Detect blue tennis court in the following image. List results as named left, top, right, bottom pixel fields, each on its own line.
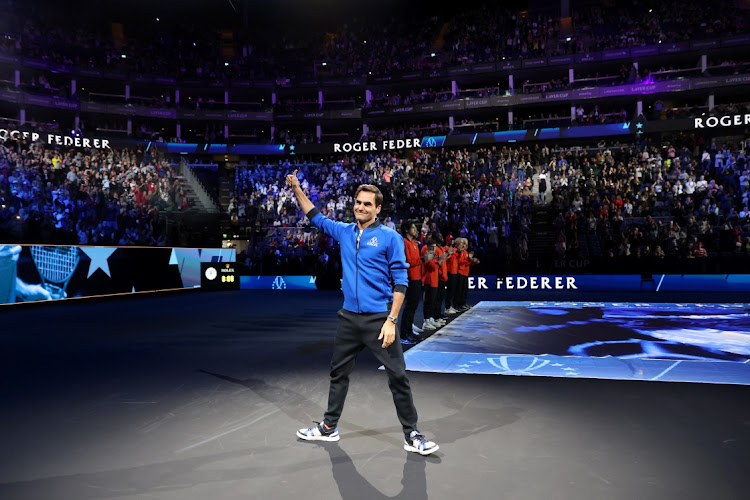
left=403, top=302, right=750, bottom=385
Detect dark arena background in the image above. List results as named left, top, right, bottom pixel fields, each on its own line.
left=1, top=0, right=749, bottom=498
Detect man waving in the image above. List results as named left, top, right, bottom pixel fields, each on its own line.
left=286, top=170, right=439, bottom=455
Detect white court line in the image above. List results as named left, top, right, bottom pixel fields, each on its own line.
left=650, top=361, right=682, bottom=381
left=656, top=274, right=666, bottom=292
left=175, top=408, right=280, bottom=453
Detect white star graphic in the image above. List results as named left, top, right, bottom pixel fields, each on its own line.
left=80, top=247, right=117, bottom=278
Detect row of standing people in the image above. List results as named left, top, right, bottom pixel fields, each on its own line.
left=399, top=221, right=480, bottom=344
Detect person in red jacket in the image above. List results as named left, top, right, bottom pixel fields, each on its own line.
left=444, top=235, right=460, bottom=314
left=433, top=231, right=452, bottom=318
left=454, top=238, right=480, bottom=311
left=421, top=238, right=449, bottom=331
left=400, top=220, right=423, bottom=343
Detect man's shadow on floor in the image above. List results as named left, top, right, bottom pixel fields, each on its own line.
left=199, top=370, right=521, bottom=499
left=315, top=441, right=437, bottom=500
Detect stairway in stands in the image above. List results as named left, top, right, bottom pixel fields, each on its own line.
left=218, top=166, right=234, bottom=236
left=174, top=165, right=219, bottom=214
left=175, top=177, right=203, bottom=212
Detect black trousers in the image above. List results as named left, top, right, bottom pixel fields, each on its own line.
left=445, top=274, right=458, bottom=309
left=324, top=309, right=418, bottom=438
left=437, top=280, right=447, bottom=315
left=423, top=284, right=438, bottom=320
left=400, top=278, right=422, bottom=337
left=455, top=274, right=469, bottom=308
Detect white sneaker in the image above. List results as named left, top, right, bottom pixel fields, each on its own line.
left=422, top=320, right=437, bottom=330
left=404, top=431, right=439, bottom=455
left=412, top=324, right=424, bottom=335
left=297, top=422, right=340, bottom=442
left=445, top=307, right=458, bottom=314
left=427, top=318, right=441, bottom=329
left=433, top=318, right=446, bottom=326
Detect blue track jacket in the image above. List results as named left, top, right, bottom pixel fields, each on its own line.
left=307, top=208, right=408, bottom=313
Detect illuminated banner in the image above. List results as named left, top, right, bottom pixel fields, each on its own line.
left=0, top=245, right=235, bottom=306
left=293, top=123, right=631, bottom=155
left=0, top=129, right=111, bottom=148
left=693, top=114, right=750, bottom=129
left=240, top=275, right=318, bottom=290
left=332, top=138, right=422, bottom=153
left=470, top=276, right=579, bottom=290
left=274, top=109, right=361, bottom=120
left=469, top=274, right=750, bottom=292
left=234, top=274, right=750, bottom=292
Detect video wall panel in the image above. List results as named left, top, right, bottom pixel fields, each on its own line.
left=0, top=245, right=235, bottom=305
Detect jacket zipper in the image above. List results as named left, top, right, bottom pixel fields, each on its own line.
left=356, top=228, right=363, bottom=312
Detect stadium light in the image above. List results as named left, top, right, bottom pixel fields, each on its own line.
left=322, top=62, right=327, bottom=66
left=431, top=52, right=436, bottom=57
left=121, top=54, right=126, bottom=59
left=224, top=62, right=229, bottom=66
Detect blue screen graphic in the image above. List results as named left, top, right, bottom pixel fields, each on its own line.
left=402, top=302, right=750, bottom=385
left=420, top=136, right=446, bottom=148
left=0, top=244, right=235, bottom=305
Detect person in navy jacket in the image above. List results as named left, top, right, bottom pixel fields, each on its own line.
left=287, top=170, right=439, bottom=455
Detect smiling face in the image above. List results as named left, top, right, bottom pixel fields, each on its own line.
left=353, top=191, right=381, bottom=226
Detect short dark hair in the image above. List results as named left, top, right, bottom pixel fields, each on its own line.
left=355, top=184, right=383, bottom=207
left=401, top=220, right=416, bottom=234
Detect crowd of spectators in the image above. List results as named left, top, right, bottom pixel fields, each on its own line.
left=3, top=0, right=749, bottom=156
left=443, top=1, right=747, bottom=67
left=545, top=140, right=750, bottom=264
left=0, top=131, right=188, bottom=246
left=229, top=135, right=750, bottom=275
left=518, top=105, right=629, bottom=128
left=1, top=1, right=748, bottom=84
left=231, top=146, right=536, bottom=275
left=367, top=87, right=455, bottom=110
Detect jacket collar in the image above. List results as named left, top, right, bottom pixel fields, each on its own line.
left=356, top=218, right=381, bottom=231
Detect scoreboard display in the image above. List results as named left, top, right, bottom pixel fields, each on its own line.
left=201, top=262, right=239, bottom=290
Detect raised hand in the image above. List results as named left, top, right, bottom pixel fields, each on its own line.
left=285, top=169, right=300, bottom=189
